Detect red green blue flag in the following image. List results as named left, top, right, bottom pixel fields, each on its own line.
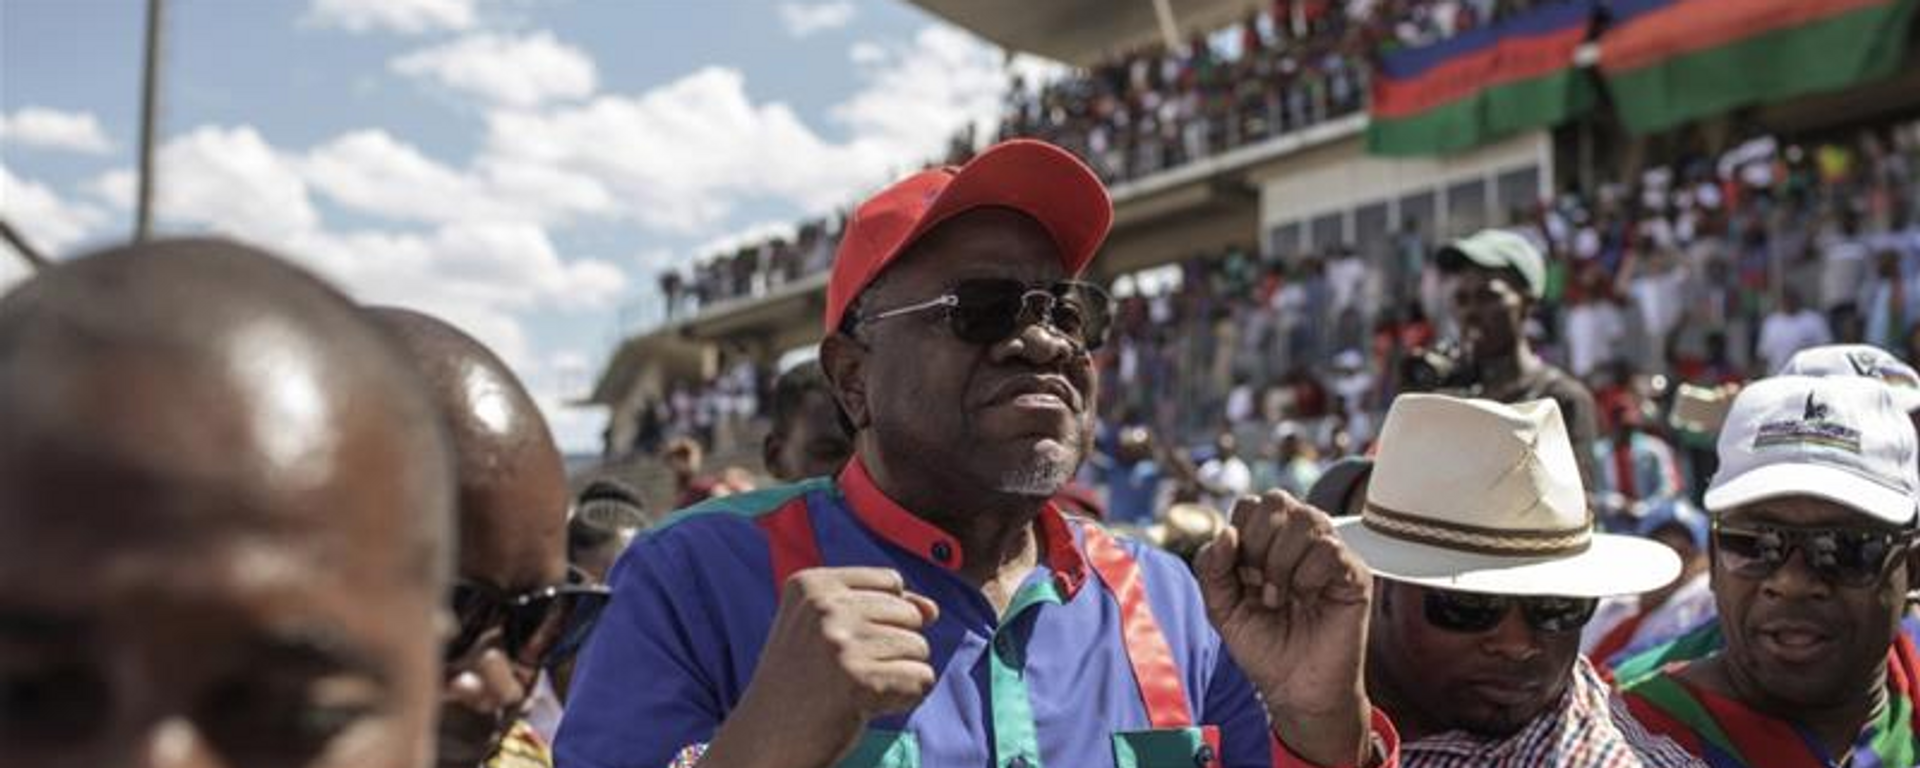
left=1366, top=0, right=1596, bottom=156
left=1598, top=0, right=1918, bottom=135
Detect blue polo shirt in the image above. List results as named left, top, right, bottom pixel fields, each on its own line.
left=554, top=458, right=1279, bottom=768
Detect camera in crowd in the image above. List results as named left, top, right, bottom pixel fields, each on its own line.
left=1399, top=340, right=1478, bottom=393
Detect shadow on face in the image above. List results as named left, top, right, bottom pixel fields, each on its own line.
left=1366, top=580, right=1584, bottom=740
left=1448, top=267, right=1528, bottom=363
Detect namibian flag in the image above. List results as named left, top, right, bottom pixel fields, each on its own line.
left=1600, top=0, right=1918, bottom=135
left=1366, top=0, right=1595, bottom=156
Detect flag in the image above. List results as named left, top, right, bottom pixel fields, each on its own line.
left=1599, top=0, right=1917, bottom=135
left=1366, top=0, right=1596, bottom=156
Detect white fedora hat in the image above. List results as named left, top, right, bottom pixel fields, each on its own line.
left=1334, top=394, right=1680, bottom=597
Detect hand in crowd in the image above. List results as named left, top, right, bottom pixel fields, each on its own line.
left=705, top=567, right=939, bottom=768
left=1196, top=491, right=1377, bottom=767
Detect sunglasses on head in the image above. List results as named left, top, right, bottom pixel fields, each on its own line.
left=1711, top=520, right=1917, bottom=588
left=1422, top=588, right=1597, bottom=635
left=446, top=568, right=611, bottom=670
left=858, top=278, right=1112, bottom=352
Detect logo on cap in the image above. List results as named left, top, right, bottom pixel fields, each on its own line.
left=1755, top=391, right=1861, bottom=454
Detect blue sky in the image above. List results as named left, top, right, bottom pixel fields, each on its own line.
left=1, top=0, right=1058, bottom=452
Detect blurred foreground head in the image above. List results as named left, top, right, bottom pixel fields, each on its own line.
left=369, top=308, right=580, bottom=768
left=0, top=238, right=455, bottom=768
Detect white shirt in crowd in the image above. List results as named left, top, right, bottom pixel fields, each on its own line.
left=1757, top=308, right=1834, bottom=373
left=1565, top=299, right=1627, bottom=378
left=1197, top=454, right=1252, bottom=513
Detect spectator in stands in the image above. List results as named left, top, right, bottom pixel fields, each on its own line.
left=761, top=359, right=853, bottom=482
left=1338, top=395, right=1693, bottom=766
left=569, top=478, right=651, bottom=582
left=373, top=309, right=610, bottom=768
left=1756, top=287, right=1833, bottom=374
left=558, top=139, right=1395, bottom=768
left=1584, top=498, right=1715, bottom=668
left=1195, top=430, right=1253, bottom=513
left=0, top=239, right=455, bottom=768
left=1592, top=396, right=1685, bottom=525
left=1623, top=377, right=1920, bottom=766
left=664, top=436, right=718, bottom=508
left=1088, top=424, right=1166, bottom=526
left=1433, top=228, right=1602, bottom=489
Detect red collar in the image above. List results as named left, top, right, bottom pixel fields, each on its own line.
left=837, top=457, right=1089, bottom=597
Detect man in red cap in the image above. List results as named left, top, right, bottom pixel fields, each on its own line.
left=557, top=139, right=1399, bottom=768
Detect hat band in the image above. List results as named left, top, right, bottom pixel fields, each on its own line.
left=1363, top=502, right=1591, bottom=556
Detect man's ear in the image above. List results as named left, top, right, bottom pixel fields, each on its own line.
left=761, top=429, right=785, bottom=481
left=820, top=333, right=872, bottom=431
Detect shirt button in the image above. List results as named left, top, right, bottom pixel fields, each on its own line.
left=931, top=541, right=953, bottom=563
left=1193, top=744, right=1216, bottom=767
left=1008, top=757, right=1031, bottom=768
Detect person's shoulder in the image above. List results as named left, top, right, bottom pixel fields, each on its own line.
left=643, top=478, right=836, bottom=547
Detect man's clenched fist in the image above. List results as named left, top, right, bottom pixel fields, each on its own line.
left=703, top=567, right=939, bottom=768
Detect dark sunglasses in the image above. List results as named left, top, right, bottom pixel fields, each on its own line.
left=446, top=568, right=611, bottom=669
left=859, top=278, right=1112, bottom=352
left=1422, top=588, right=1597, bottom=635
left=1712, top=521, right=1917, bottom=588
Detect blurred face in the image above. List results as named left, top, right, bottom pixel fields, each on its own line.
left=838, top=208, right=1097, bottom=499
left=1711, top=497, right=1913, bottom=714
left=0, top=375, right=442, bottom=768
left=766, top=390, right=853, bottom=481
left=1368, top=581, right=1587, bottom=739
left=1450, top=268, right=1528, bottom=362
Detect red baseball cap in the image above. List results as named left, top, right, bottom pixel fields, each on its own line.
left=823, top=139, right=1112, bottom=334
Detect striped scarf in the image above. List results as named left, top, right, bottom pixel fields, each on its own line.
left=1621, top=633, right=1920, bottom=768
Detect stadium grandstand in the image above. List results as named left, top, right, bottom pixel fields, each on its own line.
left=586, top=0, right=1920, bottom=512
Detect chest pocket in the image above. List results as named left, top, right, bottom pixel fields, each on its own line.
left=834, top=729, right=918, bottom=768
left=1112, top=725, right=1222, bottom=768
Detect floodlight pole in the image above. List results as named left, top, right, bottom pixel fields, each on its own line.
left=133, top=0, right=165, bottom=242
left=0, top=219, right=50, bottom=271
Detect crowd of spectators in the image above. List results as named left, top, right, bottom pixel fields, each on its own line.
left=1086, top=116, right=1920, bottom=526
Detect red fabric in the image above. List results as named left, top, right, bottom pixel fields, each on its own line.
left=1612, top=439, right=1640, bottom=502
left=1589, top=608, right=1649, bottom=667
left=756, top=499, right=824, bottom=590
left=1083, top=525, right=1194, bottom=729
left=822, top=139, right=1112, bottom=332
left=838, top=458, right=968, bottom=570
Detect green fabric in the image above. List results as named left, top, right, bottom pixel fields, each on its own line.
left=1366, top=70, right=1592, bottom=156
left=989, top=579, right=1063, bottom=768
left=1112, top=728, right=1214, bottom=768
left=1623, top=672, right=1745, bottom=761
left=835, top=729, right=919, bottom=768
left=648, top=477, right=836, bottom=532
left=1610, top=620, right=1723, bottom=686
left=1605, top=0, right=1917, bottom=134
left=1876, top=688, right=1918, bottom=768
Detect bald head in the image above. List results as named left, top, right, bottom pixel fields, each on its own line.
left=0, top=237, right=454, bottom=768
left=369, top=307, right=568, bottom=589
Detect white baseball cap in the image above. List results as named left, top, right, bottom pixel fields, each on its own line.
left=1707, top=376, right=1920, bottom=526
left=1778, top=344, right=1920, bottom=413
left=1440, top=229, right=1546, bottom=300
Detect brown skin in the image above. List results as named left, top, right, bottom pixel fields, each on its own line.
left=1449, top=266, right=1534, bottom=382
left=372, top=309, right=571, bottom=768
left=1681, top=496, right=1919, bottom=755
left=763, top=389, right=854, bottom=482
left=1365, top=580, right=1583, bottom=741
left=0, top=240, right=453, bottom=768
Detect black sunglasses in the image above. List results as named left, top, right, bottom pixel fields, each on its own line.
left=1422, top=588, right=1597, bottom=635
left=446, top=568, right=611, bottom=669
left=858, top=278, right=1112, bottom=352
left=1712, top=521, right=1917, bottom=588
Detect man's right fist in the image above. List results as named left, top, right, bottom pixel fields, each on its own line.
left=709, top=567, right=939, bottom=768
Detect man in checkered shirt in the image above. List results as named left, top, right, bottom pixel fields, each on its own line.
left=1330, top=394, right=1704, bottom=767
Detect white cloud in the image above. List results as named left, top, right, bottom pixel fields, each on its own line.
left=0, top=107, right=114, bottom=154
left=480, top=25, right=1019, bottom=234
left=0, top=164, right=110, bottom=257
left=779, top=1, right=857, bottom=37
left=303, top=129, right=613, bottom=225
left=392, top=31, right=597, bottom=109
left=304, top=0, right=475, bottom=35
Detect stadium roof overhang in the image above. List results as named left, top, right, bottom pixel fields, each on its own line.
left=906, top=0, right=1267, bottom=66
